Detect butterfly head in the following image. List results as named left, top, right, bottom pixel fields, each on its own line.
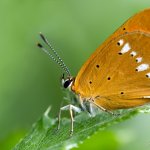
left=61, top=73, right=74, bottom=90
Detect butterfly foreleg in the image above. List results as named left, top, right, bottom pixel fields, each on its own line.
left=57, top=104, right=81, bottom=136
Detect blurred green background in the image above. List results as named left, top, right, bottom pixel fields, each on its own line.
left=1, top=0, right=150, bottom=149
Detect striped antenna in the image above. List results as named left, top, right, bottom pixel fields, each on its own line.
left=37, top=33, right=71, bottom=76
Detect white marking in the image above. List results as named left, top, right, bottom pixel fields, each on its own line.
left=139, top=107, right=150, bottom=113
left=136, top=57, right=142, bottom=63
left=120, top=43, right=131, bottom=54
left=118, top=39, right=124, bottom=46
left=130, top=51, right=137, bottom=57
left=65, top=143, right=78, bottom=150
left=143, top=96, right=150, bottom=98
left=136, top=64, right=149, bottom=72
left=61, top=105, right=81, bottom=113
left=146, top=72, right=150, bottom=78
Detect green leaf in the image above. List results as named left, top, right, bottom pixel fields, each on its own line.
left=13, top=106, right=150, bottom=150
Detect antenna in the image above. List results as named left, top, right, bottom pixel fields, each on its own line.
left=39, top=33, right=68, bottom=71
left=37, top=33, right=71, bottom=76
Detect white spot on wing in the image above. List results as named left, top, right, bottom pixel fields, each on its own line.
left=136, top=64, right=149, bottom=72
left=136, top=57, right=142, bottom=63
left=143, top=96, right=150, bottom=98
left=130, top=51, right=137, bottom=57
left=146, top=73, right=150, bottom=78
left=118, top=39, right=124, bottom=46
left=120, top=43, right=131, bottom=54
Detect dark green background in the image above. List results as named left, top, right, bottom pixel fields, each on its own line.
left=1, top=0, right=150, bottom=149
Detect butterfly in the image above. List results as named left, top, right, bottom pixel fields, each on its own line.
left=37, top=8, right=150, bottom=135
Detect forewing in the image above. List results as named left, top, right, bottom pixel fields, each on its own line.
left=94, top=32, right=150, bottom=97
left=73, top=9, right=150, bottom=100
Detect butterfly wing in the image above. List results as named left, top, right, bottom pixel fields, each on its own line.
left=72, top=9, right=150, bottom=110
left=91, top=32, right=150, bottom=110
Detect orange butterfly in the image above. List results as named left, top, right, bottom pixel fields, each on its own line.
left=38, top=8, right=150, bottom=135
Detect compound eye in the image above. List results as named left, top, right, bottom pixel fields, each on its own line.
left=63, top=80, right=72, bottom=88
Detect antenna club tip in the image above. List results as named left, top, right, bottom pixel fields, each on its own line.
left=37, top=42, right=43, bottom=48
left=39, top=33, right=47, bottom=42
left=39, top=32, right=43, bottom=36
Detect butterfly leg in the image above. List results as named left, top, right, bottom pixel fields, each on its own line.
left=57, top=104, right=81, bottom=135
left=96, top=104, right=115, bottom=115
left=89, top=100, right=116, bottom=115
left=83, top=101, right=96, bottom=117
